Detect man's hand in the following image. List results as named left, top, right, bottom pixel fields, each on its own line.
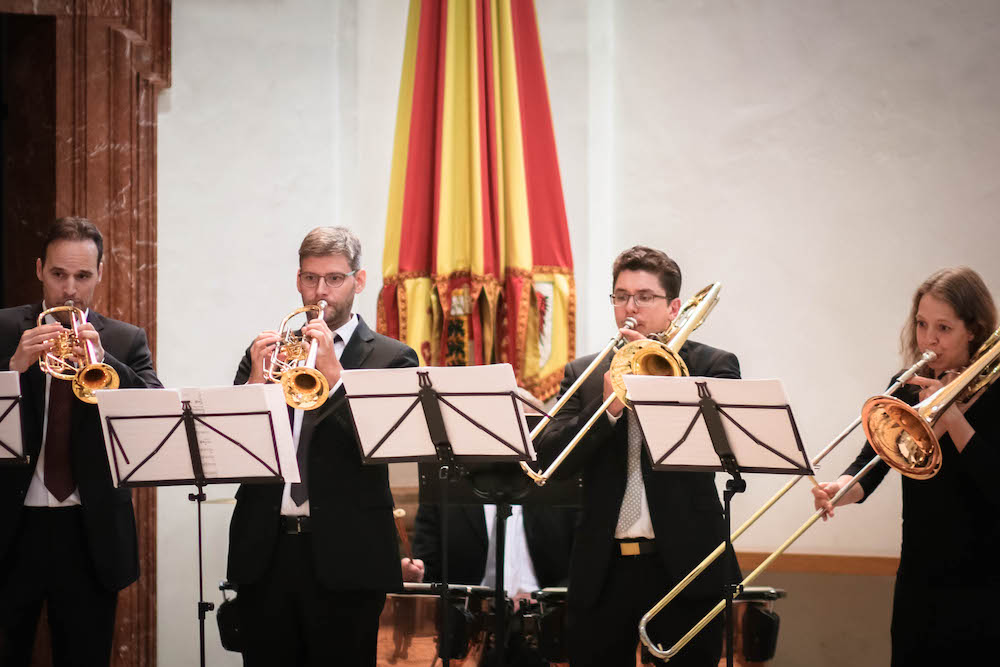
left=74, top=322, right=106, bottom=364
left=603, top=371, right=625, bottom=418
left=400, top=557, right=425, bottom=583
left=303, top=319, right=342, bottom=387
left=603, top=327, right=646, bottom=418
left=247, top=330, right=281, bottom=384
left=8, top=324, right=65, bottom=374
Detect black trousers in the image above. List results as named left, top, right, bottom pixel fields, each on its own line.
left=890, top=572, right=1000, bottom=667
left=237, top=531, right=386, bottom=667
left=568, top=552, right=722, bottom=667
left=0, top=507, right=118, bottom=667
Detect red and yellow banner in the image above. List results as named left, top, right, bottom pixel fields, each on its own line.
left=378, top=0, right=575, bottom=400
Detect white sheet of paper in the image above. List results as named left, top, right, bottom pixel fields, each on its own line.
left=0, top=371, right=24, bottom=460
left=623, top=375, right=811, bottom=473
left=96, top=384, right=297, bottom=487
left=341, top=364, right=533, bottom=461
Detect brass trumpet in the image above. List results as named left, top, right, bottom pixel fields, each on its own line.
left=266, top=300, right=330, bottom=410
left=37, top=301, right=120, bottom=404
left=521, top=283, right=722, bottom=486
left=641, top=328, right=1000, bottom=661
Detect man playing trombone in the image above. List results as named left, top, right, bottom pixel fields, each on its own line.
left=226, top=226, right=418, bottom=666
left=535, top=246, right=740, bottom=666
left=0, top=217, right=161, bottom=666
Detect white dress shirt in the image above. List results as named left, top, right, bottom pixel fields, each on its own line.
left=280, top=313, right=357, bottom=517
left=480, top=504, right=540, bottom=597
left=24, top=305, right=86, bottom=507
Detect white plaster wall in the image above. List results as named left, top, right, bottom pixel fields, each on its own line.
left=157, top=1, right=1000, bottom=664
left=157, top=1, right=407, bottom=664
left=607, top=0, right=1000, bottom=558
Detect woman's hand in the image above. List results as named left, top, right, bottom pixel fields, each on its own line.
left=906, top=374, right=975, bottom=447
left=811, top=475, right=863, bottom=521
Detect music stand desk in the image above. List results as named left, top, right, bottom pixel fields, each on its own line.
left=96, top=384, right=297, bottom=667
left=0, top=371, right=26, bottom=466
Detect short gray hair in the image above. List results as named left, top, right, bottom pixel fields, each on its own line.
left=298, top=226, right=362, bottom=271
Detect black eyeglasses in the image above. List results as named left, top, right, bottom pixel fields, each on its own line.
left=299, top=270, right=357, bottom=289
left=609, top=292, right=668, bottom=308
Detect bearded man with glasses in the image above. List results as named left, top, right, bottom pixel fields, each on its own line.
left=226, top=226, right=418, bottom=666
left=535, top=245, right=741, bottom=666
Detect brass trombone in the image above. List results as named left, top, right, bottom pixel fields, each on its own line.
left=637, top=349, right=937, bottom=659
left=641, top=328, right=1000, bottom=661
left=265, top=300, right=330, bottom=410
left=521, top=283, right=722, bottom=486
left=37, top=301, right=120, bottom=404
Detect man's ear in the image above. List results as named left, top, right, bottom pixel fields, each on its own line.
left=668, top=297, right=682, bottom=321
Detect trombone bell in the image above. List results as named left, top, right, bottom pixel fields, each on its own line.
left=861, top=397, right=941, bottom=479
left=609, top=339, right=688, bottom=406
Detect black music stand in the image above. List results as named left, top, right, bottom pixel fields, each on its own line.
left=0, top=372, right=27, bottom=466
left=624, top=375, right=811, bottom=667
left=97, top=386, right=296, bottom=667
left=342, top=364, right=543, bottom=667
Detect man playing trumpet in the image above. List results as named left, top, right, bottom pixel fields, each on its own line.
left=227, top=226, right=418, bottom=666
left=0, top=217, right=161, bottom=666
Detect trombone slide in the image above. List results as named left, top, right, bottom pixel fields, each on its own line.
left=638, top=350, right=937, bottom=659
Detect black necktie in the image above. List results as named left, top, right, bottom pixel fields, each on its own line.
left=289, top=332, right=341, bottom=506
left=44, top=378, right=75, bottom=501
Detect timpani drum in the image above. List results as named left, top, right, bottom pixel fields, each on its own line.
left=376, top=583, right=493, bottom=667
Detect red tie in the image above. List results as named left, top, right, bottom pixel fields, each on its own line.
left=44, top=378, right=75, bottom=501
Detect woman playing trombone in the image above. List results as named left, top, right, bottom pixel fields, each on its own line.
left=812, top=267, right=1000, bottom=666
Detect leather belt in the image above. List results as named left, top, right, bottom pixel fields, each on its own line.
left=616, top=538, right=656, bottom=557
left=280, top=515, right=311, bottom=534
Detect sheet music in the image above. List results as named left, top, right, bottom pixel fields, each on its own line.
left=623, top=375, right=812, bottom=473
left=0, top=371, right=24, bottom=460
left=341, top=364, right=534, bottom=461
left=96, top=384, right=297, bottom=487
left=179, top=385, right=298, bottom=482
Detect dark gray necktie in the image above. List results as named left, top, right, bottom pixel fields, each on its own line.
left=289, top=333, right=340, bottom=506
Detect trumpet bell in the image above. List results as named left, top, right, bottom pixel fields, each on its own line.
left=860, top=396, right=941, bottom=480
left=72, top=362, right=121, bottom=404
left=281, top=367, right=330, bottom=411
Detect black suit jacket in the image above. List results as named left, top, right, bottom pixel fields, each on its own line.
left=412, top=503, right=578, bottom=589
left=535, top=339, right=741, bottom=609
left=226, top=315, right=419, bottom=592
left=0, top=303, right=161, bottom=592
